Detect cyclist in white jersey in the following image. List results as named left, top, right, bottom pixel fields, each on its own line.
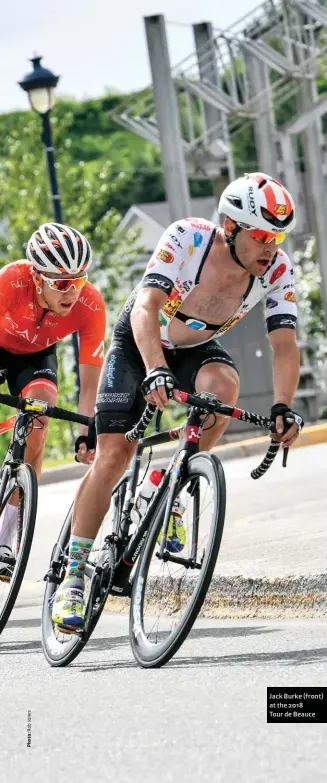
left=51, top=172, right=304, bottom=631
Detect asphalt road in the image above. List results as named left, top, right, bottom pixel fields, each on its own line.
left=1, top=444, right=326, bottom=780
left=0, top=610, right=326, bottom=782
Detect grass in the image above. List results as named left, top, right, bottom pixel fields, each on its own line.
left=43, top=457, right=75, bottom=468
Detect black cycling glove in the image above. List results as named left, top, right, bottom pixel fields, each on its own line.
left=141, top=366, right=177, bottom=397
left=74, top=424, right=96, bottom=463
left=270, top=403, right=304, bottom=434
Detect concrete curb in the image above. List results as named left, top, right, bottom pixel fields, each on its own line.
left=17, top=573, right=327, bottom=618
left=104, top=574, right=327, bottom=619
left=39, top=421, right=327, bottom=485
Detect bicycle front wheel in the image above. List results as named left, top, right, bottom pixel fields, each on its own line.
left=0, top=463, right=38, bottom=634
left=129, top=452, right=226, bottom=668
left=41, top=486, right=122, bottom=667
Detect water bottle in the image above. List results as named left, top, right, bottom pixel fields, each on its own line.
left=130, top=469, right=165, bottom=531
left=156, top=493, right=186, bottom=553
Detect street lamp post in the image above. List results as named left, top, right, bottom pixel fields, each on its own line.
left=19, top=55, right=80, bottom=399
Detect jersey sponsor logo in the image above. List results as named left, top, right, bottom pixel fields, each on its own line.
left=175, top=277, right=186, bottom=296
left=156, top=249, right=174, bottom=264
left=266, top=297, right=278, bottom=309
left=164, top=243, right=176, bottom=252
left=92, top=340, right=104, bottom=359
left=167, top=233, right=182, bottom=249
left=219, top=314, right=242, bottom=334
left=10, top=279, right=28, bottom=289
left=176, top=224, right=186, bottom=234
left=269, top=263, right=286, bottom=284
left=143, top=276, right=171, bottom=291
left=105, top=419, right=127, bottom=429
left=185, top=219, right=212, bottom=231
left=193, top=232, right=203, bottom=248
left=272, top=316, right=296, bottom=328
left=182, top=280, right=192, bottom=292
left=44, top=317, right=58, bottom=327
left=107, top=354, right=116, bottom=388
left=283, top=284, right=293, bottom=290
left=284, top=291, right=296, bottom=303
left=78, top=295, right=102, bottom=313
left=274, top=204, right=287, bottom=215
left=163, top=288, right=182, bottom=318
left=96, top=392, right=130, bottom=405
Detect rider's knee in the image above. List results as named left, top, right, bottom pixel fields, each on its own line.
left=219, top=369, right=240, bottom=404
left=93, top=434, right=134, bottom=479
left=196, top=363, right=240, bottom=405
left=27, top=418, right=49, bottom=449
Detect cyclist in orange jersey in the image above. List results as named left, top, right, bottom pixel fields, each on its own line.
left=0, top=222, right=106, bottom=580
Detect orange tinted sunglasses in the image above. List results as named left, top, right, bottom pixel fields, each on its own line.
left=238, top=224, right=286, bottom=245
left=40, top=273, right=88, bottom=292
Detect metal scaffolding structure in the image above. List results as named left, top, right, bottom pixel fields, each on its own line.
left=110, top=0, right=327, bottom=330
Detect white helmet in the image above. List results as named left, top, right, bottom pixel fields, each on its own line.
left=26, top=222, right=92, bottom=274
left=218, top=172, right=296, bottom=234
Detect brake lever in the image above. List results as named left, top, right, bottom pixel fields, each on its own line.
left=271, top=415, right=294, bottom=469
left=282, top=447, right=289, bottom=468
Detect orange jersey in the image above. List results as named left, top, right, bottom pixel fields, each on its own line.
left=0, top=261, right=106, bottom=365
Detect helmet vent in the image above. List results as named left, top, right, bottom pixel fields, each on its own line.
left=226, top=195, right=243, bottom=209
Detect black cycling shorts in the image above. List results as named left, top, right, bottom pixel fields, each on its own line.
left=95, top=335, right=239, bottom=435
left=0, top=345, right=58, bottom=397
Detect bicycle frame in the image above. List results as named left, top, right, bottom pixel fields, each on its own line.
left=108, top=405, right=205, bottom=595
left=0, top=412, right=34, bottom=509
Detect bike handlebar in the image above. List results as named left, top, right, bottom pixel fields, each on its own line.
left=125, top=391, right=288, bottom=480
left=0, top=392, right=92, bottom=427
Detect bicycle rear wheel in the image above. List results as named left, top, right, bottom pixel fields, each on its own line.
left=129, top=452, right=226, bottom=668
left=0, top=463, right=38, bottom=634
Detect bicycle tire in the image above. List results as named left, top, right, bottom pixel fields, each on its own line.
left=41, top=491, right=120, bottom=667
left=129, top=452, right=226, bottom=668
left=0, top=463, right=38, bottom=635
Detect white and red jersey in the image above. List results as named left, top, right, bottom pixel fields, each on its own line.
left=141, top=218, right=297, bottom=349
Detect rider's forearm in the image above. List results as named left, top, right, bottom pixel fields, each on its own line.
left=272, top=341, right=300, bottom=406
left=131, top=305, right=168, bottom=372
